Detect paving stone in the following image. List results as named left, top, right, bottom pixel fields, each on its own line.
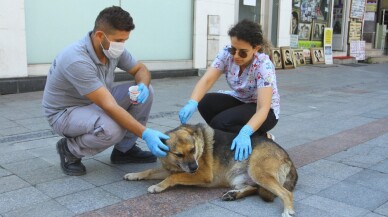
left=36, top=177, right=95, bottom=198
left=3, top=200, right=74, bottom=217
left=345, top=169, right=388, bottom=193
left=299, top=195, right=369, bottom=217
left=210, top=196, right=285, bottom=217
left=363, top=211, right=387, bottom=217
left=172, top=203, right=245, bottom=217
left=2, top=157, right=53, bottom=174
left=15, top=137, right=58, bottom=150
left=0, top=168, right=11, bottom=178
left=12, top=165, right=66, bottom=185
left=14, top=117, right=48, bottom=126
left=295, top=171, right=340, bottom=194
left=294, top=203, right=341, bottom=217
left=298, top=159, right=362, bottom=180
left=55, top=188, right=121, bottom=214
left=27, top=146, right=60, bottom=165
left=293, top=190, right=311, bottom=202
left=0, top=175, right=30, bottom=194
left=318, top=181, right=388, bottom=210
left=0, top=126, right=32, bottom=137
left=0, top=150, right=36, bottom=165
left=375, top=201, right=388, bottom=216
left=370, top=159, right=388, bottom=174
left=78, top=159, right=125, bottom=186
left=0, top=119, right=18, bottom=130
left=366, top=134, right=388, bottom=147
left=0, top=187, right=50, bottom=214
left=101, top=180, right=158, bottom=200
left=337, top=153, right=386, bottom=169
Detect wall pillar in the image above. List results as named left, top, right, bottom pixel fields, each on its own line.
left=0, top=0, right=28, bottom=78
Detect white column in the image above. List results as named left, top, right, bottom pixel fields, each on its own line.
left=277, top=0, right=293, bottom=47
left=0, top=0, right=28, bottom=78
left=193, top=0, right=236, bottom=69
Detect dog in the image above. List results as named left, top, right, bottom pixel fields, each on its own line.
left=124, top=123, right=298, bottom=217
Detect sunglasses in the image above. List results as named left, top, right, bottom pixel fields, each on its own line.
left=228, top=47, right=248, bottom=58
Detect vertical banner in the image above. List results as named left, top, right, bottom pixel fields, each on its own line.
left=323, top=28, right=333, bottom=64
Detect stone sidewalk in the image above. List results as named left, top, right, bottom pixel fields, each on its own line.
left=0, top=63, right=388, bottom=217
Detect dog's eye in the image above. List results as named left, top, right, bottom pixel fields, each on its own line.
left=174, top=153, right=184, bottom=158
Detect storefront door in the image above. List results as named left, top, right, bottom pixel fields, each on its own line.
left=332, top=0, right=347, bottom=50
left=238, top=0, right=261, bottom=22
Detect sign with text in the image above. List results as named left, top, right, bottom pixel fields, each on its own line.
left=348, top=21, right=362, bottom=43
left=323, top=28, right=333, bottom=64
left=290, top=34, right=299, bottom=48
left=350, top=0, right=366, bottom=19
left=350, top=40, right=366, bottom=60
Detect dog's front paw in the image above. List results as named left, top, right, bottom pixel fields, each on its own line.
left=282, top=208, right=295, bottom=217
left=148, top=184, right=165, bottom=193
left=221, top=190, right=237, bottom=201
left=123, top=173, right=143, bottom=181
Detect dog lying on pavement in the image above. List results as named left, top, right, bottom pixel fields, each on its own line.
left=124, top=123, right=298, bottom=217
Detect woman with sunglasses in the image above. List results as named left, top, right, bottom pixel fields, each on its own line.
left=179, top=19, right=279, bottom=162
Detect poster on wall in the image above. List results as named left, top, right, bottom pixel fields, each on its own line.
left=366, top=0, right=377, bottom=12
left=300, top=0, right=325, bottom=22
left=348, top=21, right=362, bottom=43
left=323, top=28, right=333, bottom=64
left=350, top=41, right=366, bottom=60
left=350, top=0, right=366, bottom=19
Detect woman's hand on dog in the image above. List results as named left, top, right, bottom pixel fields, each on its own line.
left=179, top=99, right=198, bottom=124
left=231, top=125, right=254, bottom=161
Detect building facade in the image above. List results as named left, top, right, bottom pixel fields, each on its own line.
left=2, top=0, right=386, bottom=85
left=0, top=0, right=298, bottom=82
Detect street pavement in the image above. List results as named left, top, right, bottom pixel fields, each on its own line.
left=0, top=63, right=388, bottom=217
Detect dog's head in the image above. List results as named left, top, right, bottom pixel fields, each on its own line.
left=161, top=123, right=213, bottom=173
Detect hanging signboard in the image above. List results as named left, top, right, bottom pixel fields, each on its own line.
left=350, top=0, right=366, bottom=19
left=348, top=21, right=362, bottom=43
left=366, top=0, right=377, bottom=12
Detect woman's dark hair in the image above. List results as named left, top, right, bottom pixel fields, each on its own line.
left=228, top=19, right=262, bottom=47
left=228, top=19, right=272, bottom=53
left=93, top=6, right=135, bottom=33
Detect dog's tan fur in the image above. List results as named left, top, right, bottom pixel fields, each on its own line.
left=124, top=124, right=298, bottom=217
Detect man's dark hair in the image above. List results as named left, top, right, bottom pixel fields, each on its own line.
left=93, top=6, right=135, bottom=34
left=228, top=19, right=263, bottom=48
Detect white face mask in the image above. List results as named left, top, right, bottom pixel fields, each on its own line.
left=100, top=32, right=125, bottom=59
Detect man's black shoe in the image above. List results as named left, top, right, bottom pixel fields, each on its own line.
left=56, top=138, right=86, bottom=176
left=110, top=145, right=157, bottom=164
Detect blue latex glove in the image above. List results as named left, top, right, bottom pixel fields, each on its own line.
left=142, top=128, right=170, bottom=157
left=136, top=83, right=149, bottom=104
left=231, top=125, right=254, bottom=161
left=179, top=99, right=198, bottom=124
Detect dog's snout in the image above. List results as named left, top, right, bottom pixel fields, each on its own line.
left=188, top=162, right=198, bottom=173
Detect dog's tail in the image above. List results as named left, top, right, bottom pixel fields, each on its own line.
left=283, top=162, right=298, bottom=192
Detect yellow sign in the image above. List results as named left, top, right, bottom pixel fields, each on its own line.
left=324, top=28, right=333, bottom=45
